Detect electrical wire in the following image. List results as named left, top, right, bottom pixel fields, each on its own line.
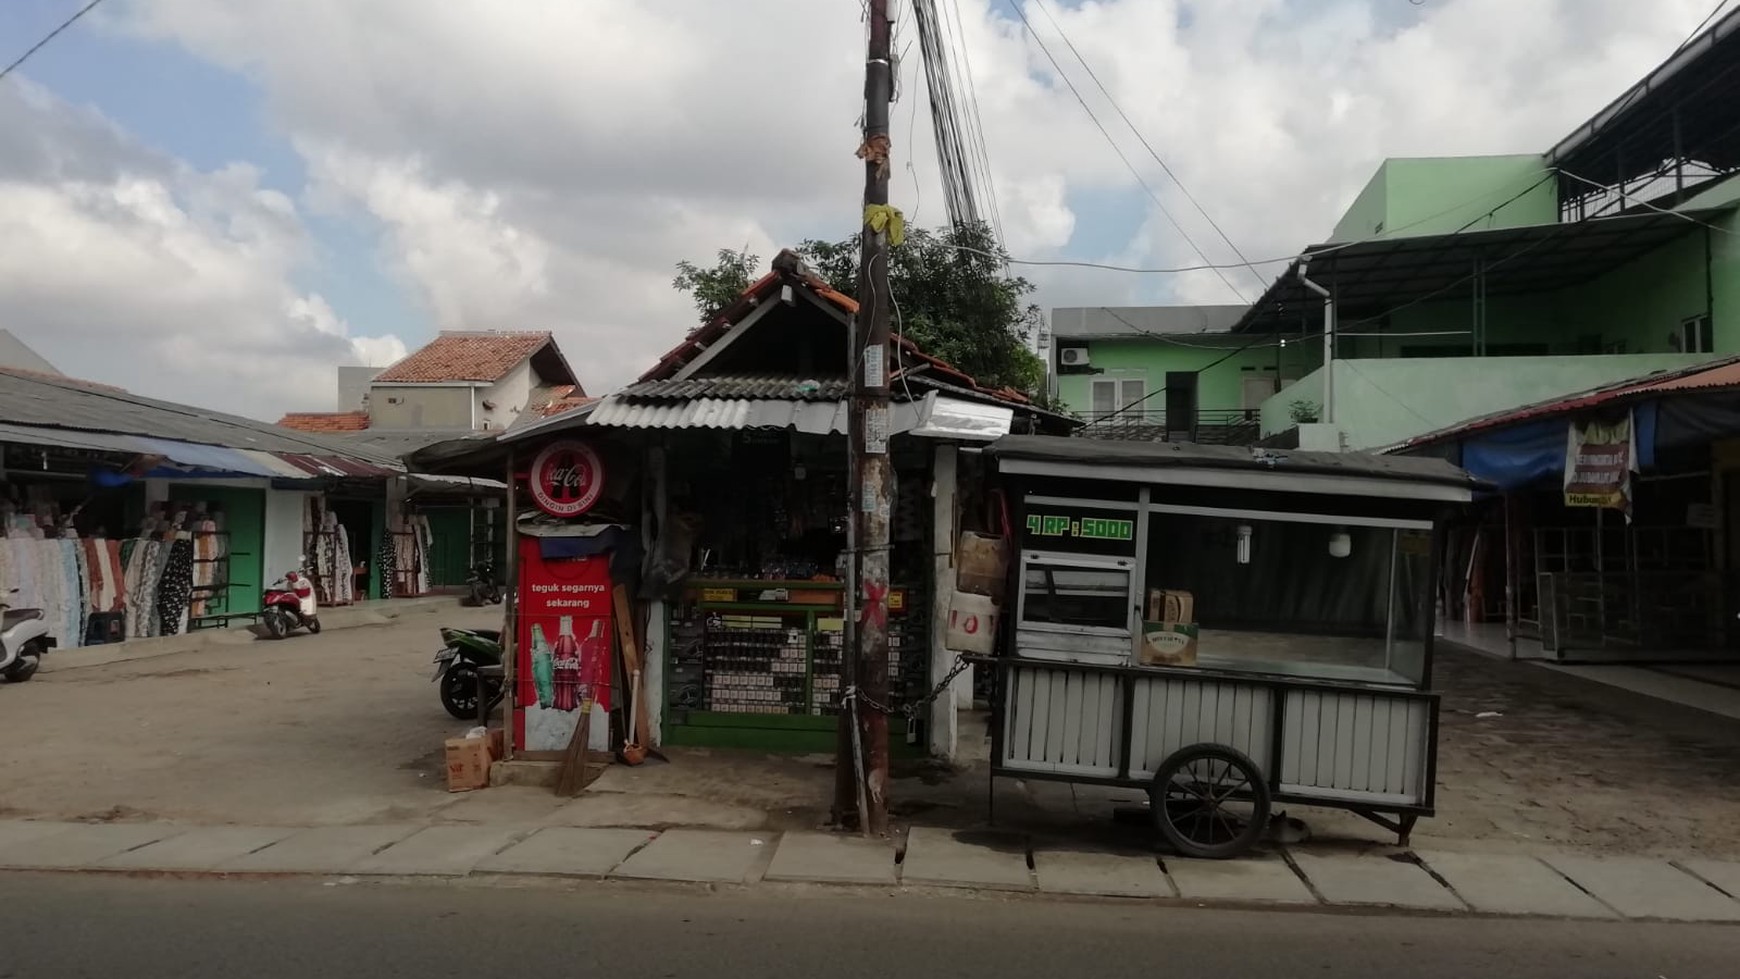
left=942, top=0, right=1005, bottom=243
left=1678, top=0, right=1734, bottom=52
left=0, top=0, right=108, bottom=83
left=1029, top=0, right=1267, bottom=294
left=1001, top=0, right=1249, bottom=302
left=941, top=168, right=1562, bottom=275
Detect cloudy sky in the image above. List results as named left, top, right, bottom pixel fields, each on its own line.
left=0, top=0, right=1723, bottom=418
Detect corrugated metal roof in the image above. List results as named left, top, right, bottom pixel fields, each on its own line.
left=1050, top=305, right=1247, bottom=338
left=0, top=370, right=401, bottom=466
left=585, top=396, right=851, bottom=434
left=991, top=435, right=1483, bottom=489
left=1401, top=354, right=1740, bottom=449
left=619, top=375, right=851, bottom=402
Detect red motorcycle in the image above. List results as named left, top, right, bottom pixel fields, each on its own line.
left=261, top=561, right=321, bottom=639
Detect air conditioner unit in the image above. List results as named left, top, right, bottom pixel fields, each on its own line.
left=1059, top=347, right=1092, bottom=367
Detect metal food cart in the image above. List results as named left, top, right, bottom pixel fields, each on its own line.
left=980, top=436, right=1482, bottom=859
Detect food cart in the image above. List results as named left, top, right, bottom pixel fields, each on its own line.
left=980, top=436, right=1482, bottom=858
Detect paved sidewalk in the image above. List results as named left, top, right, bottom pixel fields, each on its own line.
left=5, top=819, right=1740, bottom=922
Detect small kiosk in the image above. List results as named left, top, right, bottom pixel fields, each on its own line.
left=982, top=436, right=1482, bottom=858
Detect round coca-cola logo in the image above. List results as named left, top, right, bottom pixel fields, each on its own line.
left=527, top=440, right=604, bottom=517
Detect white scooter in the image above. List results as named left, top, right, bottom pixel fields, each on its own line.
left=0, top=589, right=55, bottom=683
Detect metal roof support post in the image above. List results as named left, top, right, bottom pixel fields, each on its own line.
left=1298, top=261, right=1334, bottom=426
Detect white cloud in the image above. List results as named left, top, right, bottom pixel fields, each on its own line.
left=0, top=82, right=406, bottom=416
left=3, top=0, right=1721, bottom=410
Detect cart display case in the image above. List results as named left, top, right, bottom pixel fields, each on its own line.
left=983, top=436, right=1483, bottom=858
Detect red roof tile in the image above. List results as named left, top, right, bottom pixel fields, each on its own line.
left=277, top=411, right=371, bottom=433
left=533, top=385, right=598, bottom=417
left=639, top=249, right=1029, bottom=406
left=374, top=331, right=552, bottom=383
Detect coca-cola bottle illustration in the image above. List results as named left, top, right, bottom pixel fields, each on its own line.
left=578, top=619, right=609, bottom=704
left=550, top=616, right=582, bottom=712
left=530, top=623, right=556, bottom=709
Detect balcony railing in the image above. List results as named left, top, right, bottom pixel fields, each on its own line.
left=1080, top=409, right=1262, bottom=445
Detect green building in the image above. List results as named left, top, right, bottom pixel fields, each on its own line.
left=1052, top=16, right=1740, bottom=452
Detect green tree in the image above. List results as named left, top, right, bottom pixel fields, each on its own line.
left=672, top=247, right=759, bottom=319
left=675, top=223, right=1047, bottom=398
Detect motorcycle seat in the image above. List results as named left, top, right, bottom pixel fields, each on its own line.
left=2, top=608, right=43, bottom=630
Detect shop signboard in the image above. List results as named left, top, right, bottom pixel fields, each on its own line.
left=527, top=439, right=605, bottom=518
left=515, top=537, right=613, bottom=753
left=1019, top=498, right=1139, bottom=557
left=1564, top=412, right=1635, bottom=517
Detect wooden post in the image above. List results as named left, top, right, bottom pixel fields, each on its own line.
left=501, top=446, right=518, bottom=762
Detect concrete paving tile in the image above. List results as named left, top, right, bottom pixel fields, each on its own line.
left=1417, top=851, right=1613, bottom=918
left=1168, top=854, right=1316, bottom=905
left=1679, top=858, right=1740, bottom=900
left=476, top=827, right=657, bottom=878
left=1543, top=855, right=1740, bottom=921
left=611, top=829, right=776, bottom=883
left=99, top=827, right=300, bottom=871
left=765, top=832, right=897, bottom=885
left=354, top=825, right=532, bottom=876
left=1290, top=852, right=1465, bottom=910
left=220, top=825, right=421, bottom=874
left=1033, top=848, right=1170, bottom=898
left=0, top=823, right=184, bottom=869
left=0, top=821, right=84, bottom=851
left=901, top=827, right=1031, bottom=891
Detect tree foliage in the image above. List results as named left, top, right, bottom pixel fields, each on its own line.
left=672, top=247, right=758, bottom=319
left=674, top=224, right=1047, bottom=397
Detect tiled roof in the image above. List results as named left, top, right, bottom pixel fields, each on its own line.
left=373, top=331, right=552, bottom=383
left=528, top=384, right=597, bottom=418
left=639, top=249, right=1033, bottom=407
left=277, top=411, right=371, bottom=433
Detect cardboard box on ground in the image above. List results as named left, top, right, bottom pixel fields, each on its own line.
left=445, top=737, right=492, bottom=792
left=1141, top=589, right=1198, bottom=667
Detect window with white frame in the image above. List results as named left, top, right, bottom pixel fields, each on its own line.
left=1090, top=378, right=1147, bottom=423
left=1680, top=315, right=1714, bottom=354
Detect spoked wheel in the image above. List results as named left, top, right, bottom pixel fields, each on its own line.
left=440, top=666, right=480, bottom=719
left=1150, top=743, right=1271, bottom=860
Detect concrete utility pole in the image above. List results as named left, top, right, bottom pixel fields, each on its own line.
left=837, top=0, right=895, bottom=837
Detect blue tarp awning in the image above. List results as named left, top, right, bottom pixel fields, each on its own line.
left=1448, top=402, right=1657, bottom=489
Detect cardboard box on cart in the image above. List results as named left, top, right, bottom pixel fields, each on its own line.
left=1140, top=589, right=1198, bottom=666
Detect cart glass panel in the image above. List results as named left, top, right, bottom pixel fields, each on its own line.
left=1145, top=511, right=1430, bottom=687
left=1020, top=559, right=1131, bottom=631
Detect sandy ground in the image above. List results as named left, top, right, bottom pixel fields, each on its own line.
left=7, top=610, right=1740, bottom=859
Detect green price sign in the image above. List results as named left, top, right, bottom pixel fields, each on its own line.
left=1025, top=512, right=1134, bottom=541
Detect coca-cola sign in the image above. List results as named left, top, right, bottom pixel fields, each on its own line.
left=527, top=440, right=605, bottom=518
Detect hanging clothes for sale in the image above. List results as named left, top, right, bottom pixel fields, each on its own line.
left=155, top=534, right=195, bottom=636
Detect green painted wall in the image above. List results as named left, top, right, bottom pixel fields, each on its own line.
left=1263, top=354, right=1719, bottom=449
left=1330, top=155, right=1554, bottom=243
left=169, top=484, right=264, bottom=616
left=1054, top=337, right=1319, bottom=418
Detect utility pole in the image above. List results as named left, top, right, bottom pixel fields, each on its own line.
left=836, top=0, right=895, bottom=837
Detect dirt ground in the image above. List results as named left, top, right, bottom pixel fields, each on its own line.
left=8, top=611, right=1740, bottom=859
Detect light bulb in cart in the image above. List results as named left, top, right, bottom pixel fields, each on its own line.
left=1236, top=524, right=1252, bottom=565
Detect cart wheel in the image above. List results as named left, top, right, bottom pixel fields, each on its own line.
left=1150, top=743, right=1271, bottom=860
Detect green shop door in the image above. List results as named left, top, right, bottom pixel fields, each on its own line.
left=423, top=508, right=473, bottom=588
left=169, top=485, right=265, bottom=617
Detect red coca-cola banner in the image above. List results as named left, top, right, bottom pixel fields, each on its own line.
left=527, top=439, right=605, bottom=518
left=514, top=537, right=612, bottom=753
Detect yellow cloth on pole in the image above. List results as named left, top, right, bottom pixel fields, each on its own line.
left=863, top=204, right=906, bottom=246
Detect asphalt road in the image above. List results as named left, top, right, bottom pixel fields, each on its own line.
left=7, top=875, right=1740, bottom=979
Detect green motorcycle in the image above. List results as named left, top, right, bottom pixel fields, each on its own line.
left=431, top=626, right=505, bottom=720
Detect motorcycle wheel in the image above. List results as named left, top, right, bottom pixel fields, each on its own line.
left=4, top=650, right=40, bottom=683
left=307, top=616, right=322, bottom=635
left=489, top=588, right=504, bottom=605
left=440, top=665, right=481, bottom=719
left=262, top=609, right=287, bottom=640
left=467, top=582, right=486, bottom=607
